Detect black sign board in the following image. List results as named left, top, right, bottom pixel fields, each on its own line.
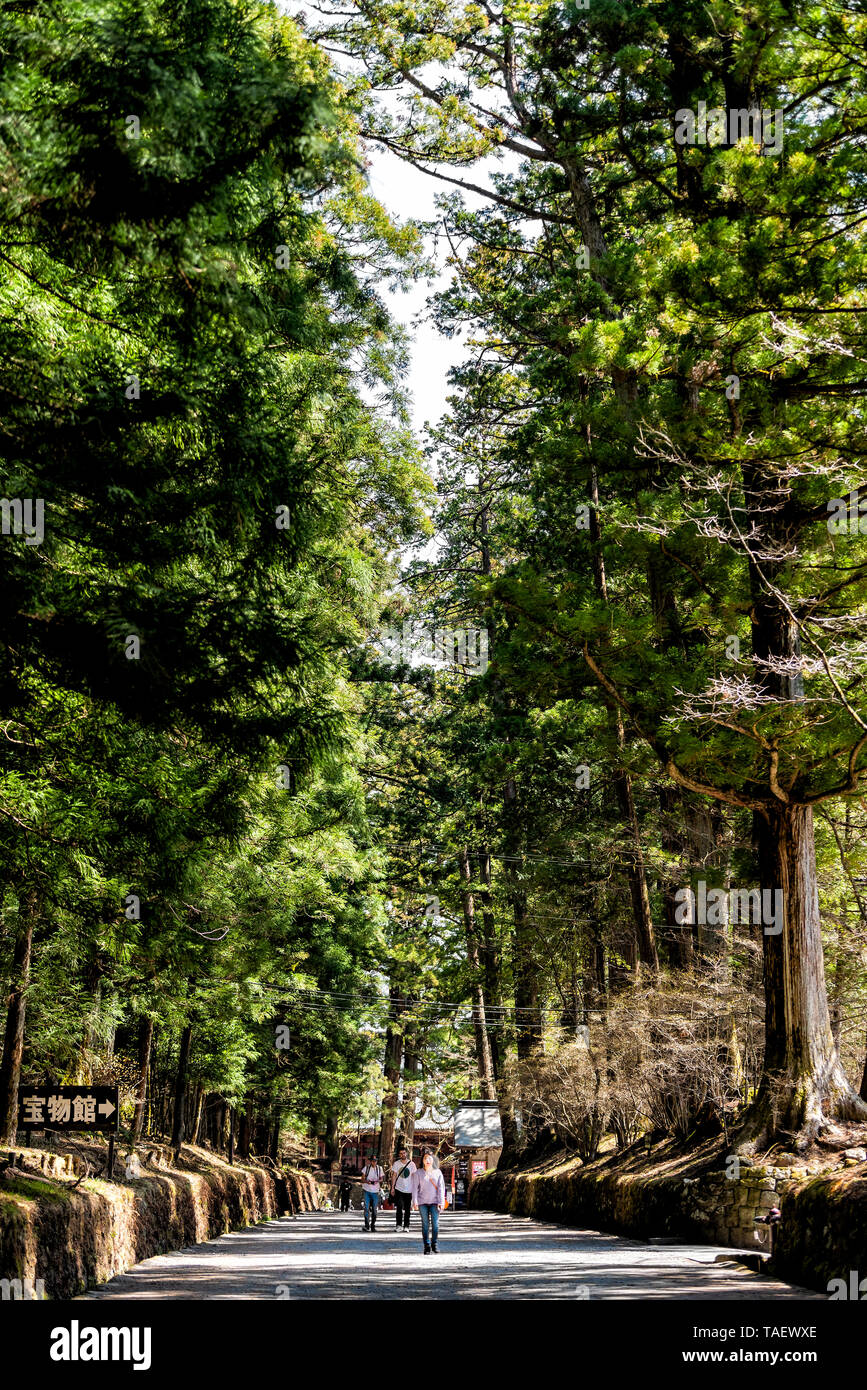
left=18, top=1085, right=119, bottom=1133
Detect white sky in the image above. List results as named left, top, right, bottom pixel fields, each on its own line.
left=277, top=0, right=512, bottom=555
left=363, top=146, right=464, bottom=438
left=362, top=139, right=500, bottom=445
left=277, top=0, right=471, bottom=438
left=359, top=140, right=505, bottom=562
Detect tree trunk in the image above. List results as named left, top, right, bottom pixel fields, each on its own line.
left=660, top=786, right=695, bottom=969
left=458, top=847, right=495, bottom=1098
left=504, top=857, right=544, bottom=1157
left=170, top=1023, right=193, bottom=1151
left=737, top=803, right=867, bottom=1147
left=476, top=843, right=503, bottom=1080
left=218, top=1100, right=229, bottom=1152
left=566, top=931, right=583, bottom=1037
left=502, top=779, right=543, bottom=1058
left=378, top=986, right=403, bottom=1169
left=589, top=458, right=658, bottom=975
left=131, top=1017, right=153, bottom=1143
left=0, top=888, right=37, bottom=1146
left=477, top=842, right=521, bottom=1157
left=590, top=917, right=608, bottom=999
left=148, top=1028, right=158, bottom=1136
left=613, top=754, right=659, bottom=976
left=509, top=881, right=541, bottom=1058
left=77, top=948, right=106, bottom=1085
left=737, top=496, right=867, bottom=1145
left=252, top=1107, right=264, bottom=1156
left=324, top=1110, right=340, bottom=1166
left=238, top=1099, right=253, bottom=1158
left=191, top=1086, right=205, bottom=1147
left=400, top=1030, right=418, bottom=1155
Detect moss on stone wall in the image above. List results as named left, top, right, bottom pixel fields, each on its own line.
left=772, top=1168, right=867, bottom=1292
left=470, top=1143, right=867, bottom=1295
left=0, top=1145, right=322, bottom=1299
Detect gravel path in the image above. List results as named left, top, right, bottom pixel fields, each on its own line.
left=79, top=1209, right=822, bottom=1300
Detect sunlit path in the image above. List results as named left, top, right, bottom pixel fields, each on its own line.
left=79, top=1210, right=821, bottom=1301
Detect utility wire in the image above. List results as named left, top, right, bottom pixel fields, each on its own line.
left=379, top=842, right=700, bottom=871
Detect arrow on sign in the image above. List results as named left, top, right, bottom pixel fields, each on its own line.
left=98, top=1101, right=116, bottom=1118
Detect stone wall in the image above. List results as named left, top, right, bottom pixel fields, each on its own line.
left=771, top=1168, right=867, bottom=1293
left=0, top=1144, right=321, bottom=1299
left=681, top=1164, right=787, bottom=1249
left=470, top=1148, right=867, bottom=1294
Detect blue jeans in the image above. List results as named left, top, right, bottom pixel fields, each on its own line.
left=419, top=1203, right=439, bottom=1248
left=363, top=1191, right=379, bottom=1224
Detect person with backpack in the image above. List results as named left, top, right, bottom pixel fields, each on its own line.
left=390, top=1146, right=416, bottom=1232
left=360, top=1152, right=385, bottom=1232
left=410, top=1149, right=446, bottom=1254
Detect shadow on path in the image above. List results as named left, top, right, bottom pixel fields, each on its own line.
left=79, top=1210, right=822, bottom=1301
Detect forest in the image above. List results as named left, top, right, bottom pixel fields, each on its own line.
left=2, top=0, right=867, bottom=1185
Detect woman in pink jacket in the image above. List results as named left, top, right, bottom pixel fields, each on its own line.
left=410, top=1151, right=446, bottom=1254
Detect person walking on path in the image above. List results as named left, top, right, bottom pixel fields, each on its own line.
left=361, top=1153, right=385, bottom=1231
left=338, top=1174, right=353, bottom=1213
left=411, top=1150, right=445, bottom=1254
left=390, top=1147, right=416, bottom=1232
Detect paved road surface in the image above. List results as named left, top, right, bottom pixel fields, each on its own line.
left=80, top=1210, right=820, bottom=1300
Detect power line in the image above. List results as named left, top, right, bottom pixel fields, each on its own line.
left=265, top=990, right=737, bottom=1032
left=379, top=842, right=696, bottom=872
left=265, top=980, right=596, bottom=1027
left=269, top=982, right=577, bottom=1013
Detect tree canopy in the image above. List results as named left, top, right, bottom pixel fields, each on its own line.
left=2, top=0, right=867, bottom=1169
